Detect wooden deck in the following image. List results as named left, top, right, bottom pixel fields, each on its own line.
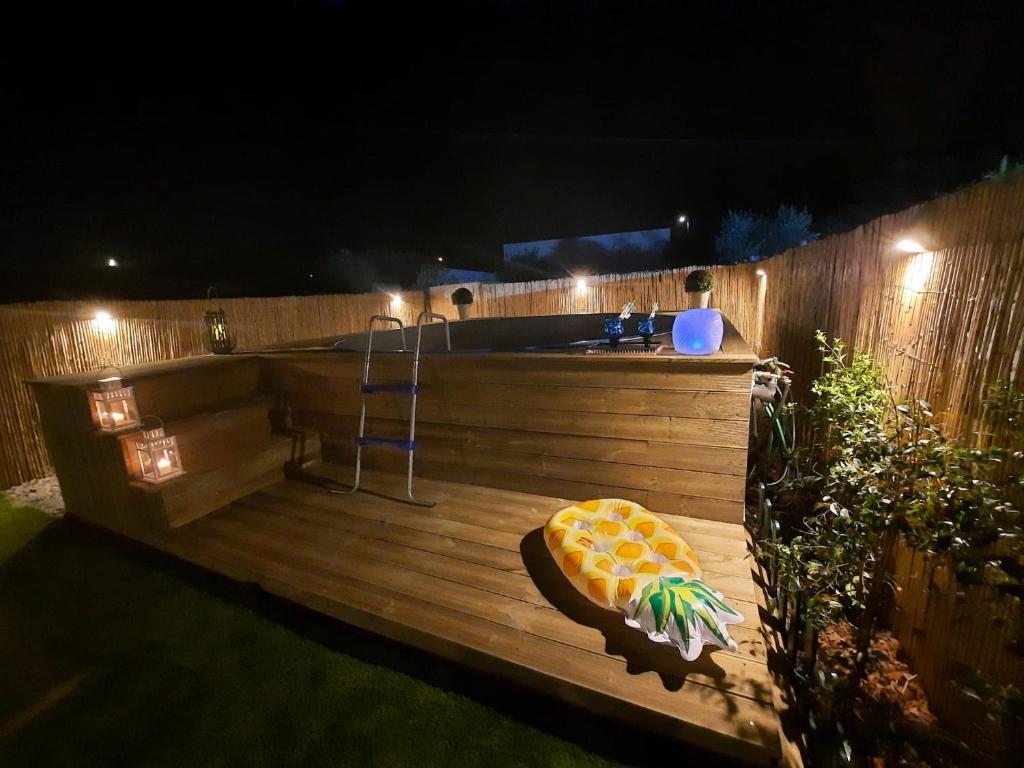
left=134, top=464, right=780, bottom=765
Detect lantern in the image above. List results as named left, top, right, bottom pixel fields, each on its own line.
left=90, top=374, right=141, bottom=433
left=203, top=287, right=234, bottom=354
left=671, top=308, right=724, bottom=356
left=133, top=423, right=185, bottom=483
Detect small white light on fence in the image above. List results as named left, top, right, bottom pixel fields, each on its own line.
left=755, top=268, right=766, bottom=277
left=903, top=251, right=935, bottom=293
left=678, top=214, right=687, bottom=224
left=133, top=423, right=185, bottom=484
left=106, top=257, right=119, bottom=268
left=896, top=238, right=927, bottom=254
left=437, top=256, right=444, bottom=262
left=92, top=311, right=116, bottom=334
left=389, top=293, right=403, bottom=308
left=90, top=374, right=141, bottom=433
left=575, top=278, right=588, bottom=292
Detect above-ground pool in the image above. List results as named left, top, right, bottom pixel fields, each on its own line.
left=272, top=312, right=680, bottom=354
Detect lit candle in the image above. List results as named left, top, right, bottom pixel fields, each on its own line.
left=157, top=457, right=171, bottom=471
left=111, top=412, right=125, bottom=425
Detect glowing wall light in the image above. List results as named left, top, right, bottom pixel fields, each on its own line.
left=755, top=268, right=766, bottom=277
left=896, top=239, right=927, bottom=254
left=92, top=311, right=116, bottom=334
left=389, top=293, right=404, bottom=309
left=575, top=278, right=588, bottom=293
left=903, top=251, right=935, bottom=293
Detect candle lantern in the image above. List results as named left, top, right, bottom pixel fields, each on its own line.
left=203, top=287, right=234, bottom=354
left=133, top=422, right=185, bottom=483
left=90, top=374, right=141, bottom=433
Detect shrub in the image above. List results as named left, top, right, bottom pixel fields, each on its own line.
left=684, top=269, right=714, bottom=293
left=758, top=334, right=1024, bottom=759
left=451, top=287, right=474, bottom=305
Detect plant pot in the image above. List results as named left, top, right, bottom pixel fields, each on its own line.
left=455, top=304, right=470, bottom=320
left=687, top=290, right=710, bottom=309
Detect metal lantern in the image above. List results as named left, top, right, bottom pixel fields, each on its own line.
left=203, top=287, right=234, bottom=354
left=90, top=374, right=141, bottom=433
left=133, top=423, right=185, bottom=484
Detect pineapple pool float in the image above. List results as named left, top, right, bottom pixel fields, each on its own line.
left=545, top=498, right=743, bottom=661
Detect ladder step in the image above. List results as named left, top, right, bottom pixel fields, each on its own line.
left=360, top=383, right=419, bottom=395
left=356, top=437, right=415, bottom=451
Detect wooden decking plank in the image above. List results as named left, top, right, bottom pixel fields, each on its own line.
left=273, top=466, right=751, bottom=559
left=237, top=490, right=761, bottom=612
left=315, top=463, right=749, bottom=545
left=164, top=518, right=779, bottom=764
left=263, top=478, right=757, bottom=581
left=259, top=481, right=523, bottom=550
left=196, top=508, right=771, bottom=704
left=224, top=496, right=767, bottom=663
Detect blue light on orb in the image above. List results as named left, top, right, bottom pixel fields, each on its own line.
left=672, top=309, right=724, bottom=356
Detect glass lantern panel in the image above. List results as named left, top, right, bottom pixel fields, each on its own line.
left=137, top=445, right=156, bottom=481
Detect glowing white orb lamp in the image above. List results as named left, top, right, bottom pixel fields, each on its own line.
left=672, top=309, right=724, bottom=356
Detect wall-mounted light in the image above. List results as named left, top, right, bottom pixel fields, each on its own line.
left=903, top=251, right=935, bottom=293
left=436, top=256, right=444, bottom=263
left=755, top=268, right=766, bottom=277
left=106, top=257, right=119, bottom=268
left=389, top=293, right=404, bottom=308
left=92, top=311, right=116, bottom=334
left=132, top=420, right=185, bottom=484
left=90, top=372, right=141, bottom=433
left=677, top=214, right=687, bottom=224
left=575, top=277, right=588, bottom=293
left=896, top=238, right=927, bottom=254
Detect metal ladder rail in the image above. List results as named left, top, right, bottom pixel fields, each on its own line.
left=402, top=312, right=451, bottom=505
left=331, top=312, right=450, bottom=507
left=331, top=314, right=406, bottom=499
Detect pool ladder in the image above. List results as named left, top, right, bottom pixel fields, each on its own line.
left=330, top=311, right=451, bottom=507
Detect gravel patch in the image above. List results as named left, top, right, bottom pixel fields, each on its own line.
left=2, top=476, right=65, bottom=517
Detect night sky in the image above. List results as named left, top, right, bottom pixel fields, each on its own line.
left=3, top=1, right=1022, bottom=302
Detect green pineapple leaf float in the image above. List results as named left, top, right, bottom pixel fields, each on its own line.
left=625, top=577, right=743, bottom=661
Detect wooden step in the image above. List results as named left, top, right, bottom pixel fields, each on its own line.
left=118, top=394, right=276, bottom=477
left=130, top=430, right=321, bottom=528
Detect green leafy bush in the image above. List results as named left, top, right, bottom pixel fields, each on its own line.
left=683, top=269, right=714, bottom=293
left=757, top=334, right=1024, bottom=760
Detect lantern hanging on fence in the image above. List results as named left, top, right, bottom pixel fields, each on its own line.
left=132, top=418, right=185, bottom=483
left=203, top=287, right=234, bottom=355
left=90, top=371, right=141, bottom=433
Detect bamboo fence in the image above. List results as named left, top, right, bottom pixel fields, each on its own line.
left=2, top=173, right=1023, bottom=746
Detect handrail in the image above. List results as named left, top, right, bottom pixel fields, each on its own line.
left=415, top=311, right=452, bottom=353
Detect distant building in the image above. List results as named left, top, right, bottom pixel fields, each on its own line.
left=500, top=227, right=673, bottom=281
left=435, top=267, right=497, bottom=284
left=503, top=227, right=671, bottom=261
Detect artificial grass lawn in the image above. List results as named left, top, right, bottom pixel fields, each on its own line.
left=0, top=497, right=643, bottom=768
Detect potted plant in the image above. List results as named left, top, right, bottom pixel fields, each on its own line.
left=451, top=287, right=474, bottom=320
left=684, top=269, right=714, bottom=309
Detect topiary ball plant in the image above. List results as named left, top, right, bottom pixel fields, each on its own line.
left=451, top=287, right=474, bottom=305
left=684, top=269, right=714, bottom=294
